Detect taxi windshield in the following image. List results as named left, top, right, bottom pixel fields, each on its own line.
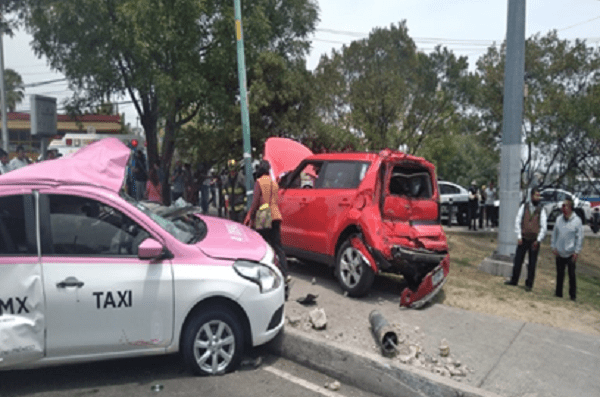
left=122, top=194, right=207, bottom=244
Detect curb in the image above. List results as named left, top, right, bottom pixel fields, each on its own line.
left=266, top=327, right=503, bottom=397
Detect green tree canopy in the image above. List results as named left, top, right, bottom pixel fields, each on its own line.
left=475, top=31, right=600, bottom=190
left=2, top=68, right=25, bottom=112
left=22, top=0, right=318, bottom=201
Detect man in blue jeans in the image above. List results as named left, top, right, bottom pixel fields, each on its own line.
left=551, top=197, right=584, bottom=301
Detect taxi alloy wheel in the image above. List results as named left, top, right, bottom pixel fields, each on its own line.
left=182, top=306, right=243, bottom=376
left=336, top=238, right=374, bottom=297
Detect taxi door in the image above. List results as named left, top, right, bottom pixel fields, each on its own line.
left=38, top=192, right=174, bottom=358
left=0, top=192, right=45, bottom=368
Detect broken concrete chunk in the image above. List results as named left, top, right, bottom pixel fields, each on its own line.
left=439, top=338, right=450, bottom=357
left=324, top=381, right=341, bottom=391
left=309, top=308, right=327, bottom=330
left=286, top=315, right=302, bottom=327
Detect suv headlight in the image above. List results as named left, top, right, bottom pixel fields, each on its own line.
left=233, top=260, right=281, bottom=293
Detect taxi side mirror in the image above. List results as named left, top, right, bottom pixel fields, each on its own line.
left=138, top=238, right=165, bottom=260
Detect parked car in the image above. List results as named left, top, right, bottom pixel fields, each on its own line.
left=540, top=188, right=591, bottom=228
left=267, top=140, right=450, bottom=308
left=0, top=138, right=284, bottom=375
left=438, top=181, right=469, bottom=226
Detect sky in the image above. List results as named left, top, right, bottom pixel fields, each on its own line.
left=3, top=0, right=600, bottom=128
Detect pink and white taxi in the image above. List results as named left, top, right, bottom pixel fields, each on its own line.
left=0, top=138, right=284, bottom=375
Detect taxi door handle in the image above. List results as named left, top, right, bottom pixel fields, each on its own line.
left=57, top=277, right=85, bottom=289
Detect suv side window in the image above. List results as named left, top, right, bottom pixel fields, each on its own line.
left=320, top=161, right=370, bottom=189
left=288, top=162, right=324, bottom=189
left=46, top=195, right=150, bottom=256
left=0, top=195, right=36, bottom=255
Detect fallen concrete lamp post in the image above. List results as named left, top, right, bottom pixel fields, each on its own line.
left=369, top=310, right=399, bottom=356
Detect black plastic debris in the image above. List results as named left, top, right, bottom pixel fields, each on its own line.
left=296, top=293, right=318, bottom=306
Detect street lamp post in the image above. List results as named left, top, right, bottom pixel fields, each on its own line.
left=233, top=0, right=254, bottom=209
left=0, top=12, right=9, bottom=151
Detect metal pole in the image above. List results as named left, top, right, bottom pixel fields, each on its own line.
left=496, top=0, right=526, bottom=257
left=233, top=0, right=254, bottom=209
left=0, top=13, right=9, bottom=151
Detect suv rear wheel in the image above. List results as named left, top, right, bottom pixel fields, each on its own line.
left=181, top=306, right=243, bottom=376
left=335, top=237, right=375, bottom=297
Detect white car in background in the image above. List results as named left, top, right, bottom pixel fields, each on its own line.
left=540, top=188, right=591, bottom=228
left=438, top=181, right=470, bottom=226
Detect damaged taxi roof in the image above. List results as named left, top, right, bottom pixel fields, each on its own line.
left=0, top=137, right=130, bottom=192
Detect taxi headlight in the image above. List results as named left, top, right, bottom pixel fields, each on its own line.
left=233, top=260, right=281, bottom=293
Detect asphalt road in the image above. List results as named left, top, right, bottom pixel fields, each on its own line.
left=0, top=352, right=381, bottom=397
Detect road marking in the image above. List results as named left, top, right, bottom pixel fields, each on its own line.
left=263, top=365, right=341, bottom=397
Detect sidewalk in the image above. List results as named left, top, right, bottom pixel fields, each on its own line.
left=201, top=209, right=600, bottom=396
left=266, top=272, right=600, bottom=397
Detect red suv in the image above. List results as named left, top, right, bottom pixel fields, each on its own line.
left=272, top=144, right=450, bottom=307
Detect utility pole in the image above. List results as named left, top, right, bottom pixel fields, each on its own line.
left=480, top=0, right=526, bottom=275
left=0, top=12, right=9, bottom=151
left=233, top=0, right=254, bottom=208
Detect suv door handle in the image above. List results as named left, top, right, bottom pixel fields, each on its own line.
left=56, top=277, right=85, bottom=289
left=339, top=199, right=351, bottom=207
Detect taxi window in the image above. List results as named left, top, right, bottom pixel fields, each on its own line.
left=46, top=195, right=150, bottom=256
left=0, top=195, right=36, bottom=255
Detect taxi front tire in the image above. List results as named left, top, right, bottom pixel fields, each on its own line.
left=181, top=306, right=244, bottom=376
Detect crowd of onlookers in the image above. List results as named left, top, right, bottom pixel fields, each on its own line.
left=0, top=145, right=62, bottom=176
left=124, top=149, right=221, bottom=214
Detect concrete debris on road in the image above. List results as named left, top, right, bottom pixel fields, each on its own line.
left=324, top=380, right=341, bottom=391
left=309, top=308, right=327, bottom=330
left=286, top=315, right=303, bottom=327
left=296, top=293, right=318, bottom=306
left=439, top=338, right=450, bottom=357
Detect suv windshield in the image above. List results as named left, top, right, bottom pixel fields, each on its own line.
left=122, top=194, right=207, bottom=244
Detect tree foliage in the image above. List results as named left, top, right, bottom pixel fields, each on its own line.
left=475, top=31, right=600, bottom=190
left=22, top=0, right=318, bottom=202
left=2, top=68, right=24, bottom=112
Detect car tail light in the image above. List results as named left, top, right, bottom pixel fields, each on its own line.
left=66, top=139, right=72, bottom=146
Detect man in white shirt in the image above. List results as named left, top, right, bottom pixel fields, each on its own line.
left=484, top=181, right=497, bottom=227
left=551, top=197, right=584, bottom=301
left=505, top=188, right=548, bottom=291
left=0, top=149, right=10, bottom=174
left=9, top=145, right=31, bottom=171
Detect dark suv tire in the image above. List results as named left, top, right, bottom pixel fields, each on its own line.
left=335, top=237, right=375, bottom=297
left=181, top=306, right=244, bottom=376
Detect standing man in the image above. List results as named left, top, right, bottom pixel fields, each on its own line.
left=9, top=145, right=32, bottom=171
left=0, top=149, right=10, bottom=174
left=132, top=150, right=148, bottom=201
left=222, top=159, right=246, bottom=222
left=467, top=180, right=479, bottom=231
left=171, top=161, right=185, bottom=203
left=505, top=188, right=547, bottom=291
left=478, top=184, right=486, bottom=229
left=551, top=197, right=584, bottom=301
left=485, top=181, right=497, bottom=228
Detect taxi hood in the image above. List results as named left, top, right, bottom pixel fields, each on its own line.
left=0, top=137, right=130, bottom=193
left=196, top=216, right=267, bottom=262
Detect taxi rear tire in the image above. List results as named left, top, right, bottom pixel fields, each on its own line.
left=335, top=237, right=374, bottom=297
left=181, top=306, right=244, bottom=376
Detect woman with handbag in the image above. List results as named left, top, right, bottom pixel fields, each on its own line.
left=244, top=160, right=289, bottom=282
